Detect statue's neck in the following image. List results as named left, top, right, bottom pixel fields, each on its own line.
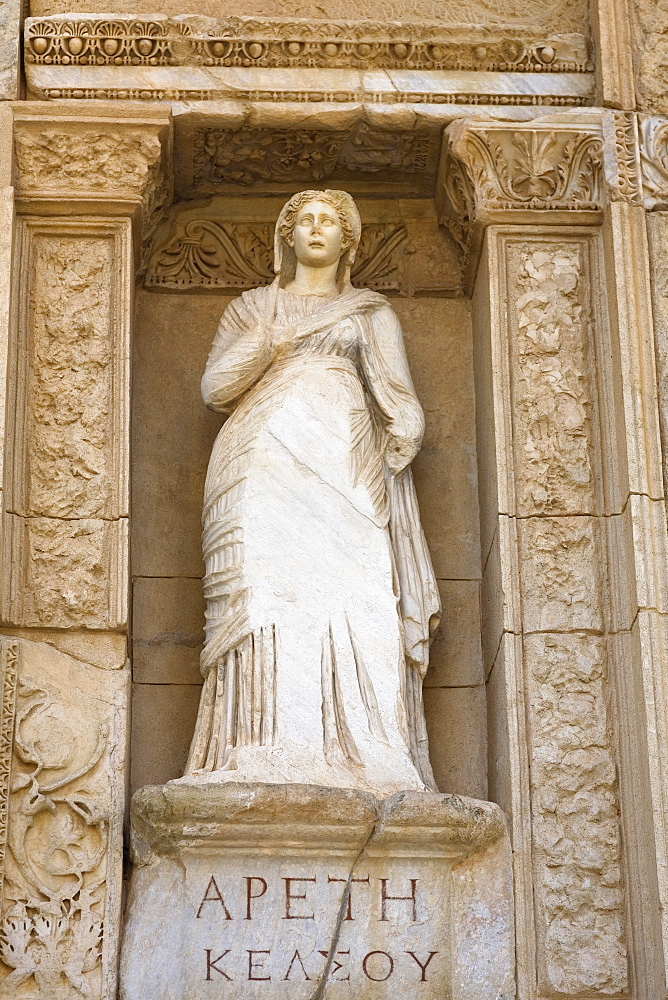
left=284, top=259, right=340, bottom=297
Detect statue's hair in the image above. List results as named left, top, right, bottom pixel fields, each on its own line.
left=278, top=189, right=357, bottom=250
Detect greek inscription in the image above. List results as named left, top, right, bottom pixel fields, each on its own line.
left=327, top=875, right=370, bottom=919
left=407, top=951, right=438, bottom=981
left=363, top=951, right=395, bottom=981
left=283, top=950, right=312, bottom=981
left=245, top=876, right=268, bottom=919
left=380, top=878, right=418, bottom=921
left=248, top=950, right=271, bottom=981
left=318, top=950, right=350, bottom=981
left=284, top=877, right=316, bottom=919
left=205, top=949, right=232, bottom=980
left=197, top=876, right=233, bottom=919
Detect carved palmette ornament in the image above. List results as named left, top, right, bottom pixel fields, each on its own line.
left=145, top=220, right=411, bottom=293
left=24, top=16, right=592, bottom=73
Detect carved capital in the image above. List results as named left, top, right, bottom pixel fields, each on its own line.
left=438, top=118, right=603, bottom=290
left=13, top=102, right=172, bottom=225
left=639, top=116, right=668, bottom=211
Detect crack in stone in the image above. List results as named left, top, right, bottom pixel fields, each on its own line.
left=307, top=814, right=378, bottom=1000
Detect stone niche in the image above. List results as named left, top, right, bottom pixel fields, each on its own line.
left=130, top=118, right=487, bottom=803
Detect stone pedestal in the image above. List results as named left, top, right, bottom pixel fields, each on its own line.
left=120, top=783, right=513, bottom=1000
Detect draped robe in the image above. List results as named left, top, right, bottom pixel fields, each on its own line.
left=185, top=281, right=440, bottom=795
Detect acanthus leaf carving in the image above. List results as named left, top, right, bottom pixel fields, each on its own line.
left=439, top=121, right=603, bottom=289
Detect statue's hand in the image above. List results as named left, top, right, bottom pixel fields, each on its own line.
left=384, top=437, right=414, bottom=475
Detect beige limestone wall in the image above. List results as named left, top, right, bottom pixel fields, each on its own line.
left=130, top=287, right=486, bottom=799
left=27, top=0, right=588, bottom=32
left=633, top=0, right=668, bottom=113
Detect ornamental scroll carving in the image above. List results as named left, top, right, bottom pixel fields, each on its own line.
left=146, top=221, right=412, bottom=293
left=25, top=16, right=592, bottom=73
left=0, top=638, right=124, bottom=1000
left=602, top=111, right=642, bottom=205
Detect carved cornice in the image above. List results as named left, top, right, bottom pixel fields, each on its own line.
left=438, top=119, right=603, bottom=290
left=25, top=16, right=591, bottom=73
left=12, top=104, right=172, bottom=224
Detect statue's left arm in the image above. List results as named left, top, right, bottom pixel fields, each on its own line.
left=358, top=302, right=425, bottom=474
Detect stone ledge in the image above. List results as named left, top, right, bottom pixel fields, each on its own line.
left=131, top=781, right=507, bottom=860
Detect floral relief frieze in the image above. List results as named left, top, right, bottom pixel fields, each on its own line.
left=191, top=125, right=432, bottom=191
left=146, top=220, right=412, bottom=293
left=510, top=243, right=596, bottom=515
left=0, top=638, right=126, bottom=1000
left=525, top=632, right=627, bottom=996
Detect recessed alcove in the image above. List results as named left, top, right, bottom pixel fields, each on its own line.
left=128, top=125, right=488, bottom=800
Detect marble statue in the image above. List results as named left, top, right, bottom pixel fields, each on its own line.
left=183, top=189, right=440, bottom=796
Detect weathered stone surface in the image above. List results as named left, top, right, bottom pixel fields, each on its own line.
left=27, top=0, right=589, bottom=33
left=524, top=632, right=626, bottom=994
left=120, top=783, right=513, bottom=1000
left=0, top=637, right=129, bottom=1000
left=0, top=0, right=20, bottom=100
left=634, top=1, right=668, bottom=113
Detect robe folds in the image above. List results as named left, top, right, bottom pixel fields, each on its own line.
left=185, top=281, right=441, bottom=795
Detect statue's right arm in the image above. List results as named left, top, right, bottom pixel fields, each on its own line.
left=201, top=293, right=273, bottom=413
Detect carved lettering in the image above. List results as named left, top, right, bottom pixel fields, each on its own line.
left=205, top=949, right=232, bottom=980
left=327, top=874, right=370, bottom=919
left=283, top=950, right=311, bottom=981
left=196, top=876, right=233, bottom=919
left=248, top=950, right=271, bottom=981
left=379, top=878, right=418, bottom=921
left=245, top=876, right=268, bottom=920
left=362, top=951, right=395, bottom=981
left=284, top=877, right=316, bottom=919
left=318, top=949, right=350, bottom=981
left=407, top=951, right=438, bottom=981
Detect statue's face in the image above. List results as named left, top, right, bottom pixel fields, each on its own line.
left=291, top=199, right=345, bottom=268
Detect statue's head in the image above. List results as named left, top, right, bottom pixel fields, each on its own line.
left=274, top=189, right=361, bottom=289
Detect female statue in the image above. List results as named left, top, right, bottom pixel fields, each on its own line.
left=185, top=190, right=440, bottom=796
